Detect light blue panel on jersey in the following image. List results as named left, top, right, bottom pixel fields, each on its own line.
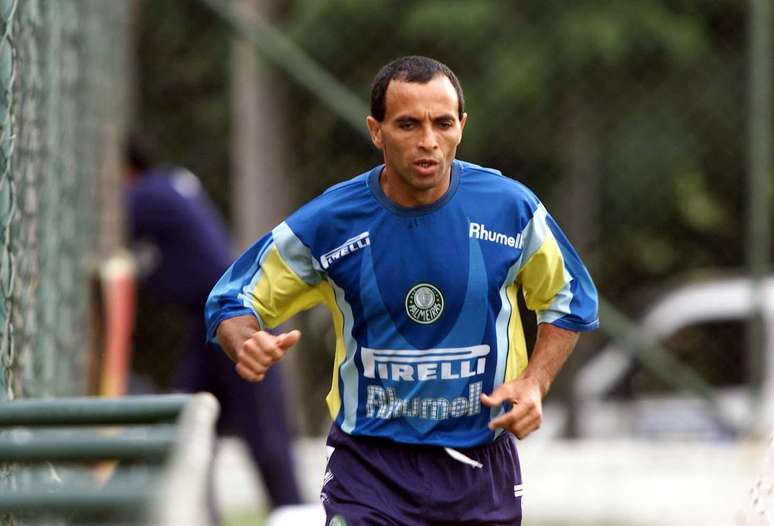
left=439, top=238, right=488, bottom=347
left=493, top=259, right=520, bottom=424
left=272, top=221, right=323, bottom=285
left=330, top=278, right=360, bottom=434
left=538, top=267, right=574, bottom=325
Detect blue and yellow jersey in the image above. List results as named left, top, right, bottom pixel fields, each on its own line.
left=205, top=160, right=599, bottom=448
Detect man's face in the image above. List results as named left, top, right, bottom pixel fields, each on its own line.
left=367, top=75, right=467, bottom=206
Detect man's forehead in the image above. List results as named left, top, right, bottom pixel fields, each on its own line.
left=384, top=75, right=459, bottom=118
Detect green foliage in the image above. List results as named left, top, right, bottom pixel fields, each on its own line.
left=133, top=0, right=748, bottom=307
left=133, top=0, right=752, bottom=410
left=135, top=0, right=232, bottom=219
left=279, top=0, right=747, bottom=303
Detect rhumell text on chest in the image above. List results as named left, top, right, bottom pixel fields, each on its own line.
left=469, top=222, right=523, bottom=249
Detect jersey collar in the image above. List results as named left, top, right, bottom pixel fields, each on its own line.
left=367, top=160, right=461, bottom=217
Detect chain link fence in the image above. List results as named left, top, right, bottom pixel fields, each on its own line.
left=0, top=0, right=132, bottom=401
left=1, top=4, right=133, bottom=522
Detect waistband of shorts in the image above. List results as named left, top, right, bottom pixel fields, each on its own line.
left=328, top=423, right=513, bottom=453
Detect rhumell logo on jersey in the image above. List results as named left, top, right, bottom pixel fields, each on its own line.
left=405, top=283, right=444, bottom=324
left=366, top=381, right=483, bottom=420
left=469, top=222, right=524, bottom=249
left=361, top=345, right=490, bottom=381
left=320, top=231, right=370, bottom=269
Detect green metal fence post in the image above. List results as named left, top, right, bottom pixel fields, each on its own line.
left=747, top=0, right=772, bottom=419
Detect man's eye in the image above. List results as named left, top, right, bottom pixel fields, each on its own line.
left=399, top=122, right=414, bottom=130
left=438, top=121, right=453, bottom=129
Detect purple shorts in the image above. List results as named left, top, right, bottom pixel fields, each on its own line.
left=321, top=424, right=523, bottom=525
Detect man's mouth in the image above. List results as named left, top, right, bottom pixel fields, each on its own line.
left=414, top=159, right=438, bottom=169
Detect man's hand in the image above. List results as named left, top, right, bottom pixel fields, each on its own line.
left=480, top=377, right=543, bottom=439
left=480, top=324, right=580, bottom=439
left=234, top=329, right=301, bottom=382
left=216, top=315, right=301, bottom=382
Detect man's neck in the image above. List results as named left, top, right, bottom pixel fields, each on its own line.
left=379, top=167, right=451, bottom=208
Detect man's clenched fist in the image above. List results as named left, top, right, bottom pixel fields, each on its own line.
left=234, top=330, right=301, bottom=382
left=216, top=315, right=302, bottom=382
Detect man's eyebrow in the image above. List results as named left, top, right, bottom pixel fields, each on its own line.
left=394, top=115, right=419, bottom=123
left=392, top=114, right=456, bottom=123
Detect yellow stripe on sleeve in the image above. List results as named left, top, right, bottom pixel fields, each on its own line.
left=249, top=246, right=324, bottom=328
left=249, top=245, right=347, bottom=421
left=317, top=281, right=347, bottom=421
left=504, top=282, right=529, bottom=382
left=517, top=229, right=567, bottom=313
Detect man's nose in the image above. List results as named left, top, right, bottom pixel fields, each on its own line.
left=417, top=124, right=438, bottom=150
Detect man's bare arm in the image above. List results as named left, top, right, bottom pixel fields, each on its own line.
left=216, top=315, right=301, bottom=382
left=481, top=323, right=579, bottom=439
left=520, top=323, right=579, bottom=396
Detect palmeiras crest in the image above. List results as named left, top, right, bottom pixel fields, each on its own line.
left=405, top=283, right=444, bottom=324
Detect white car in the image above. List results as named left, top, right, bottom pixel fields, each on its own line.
left=574, top=276, right=774, bottom=439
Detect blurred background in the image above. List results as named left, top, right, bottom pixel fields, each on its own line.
left=0, top=0, right=772, bottom=525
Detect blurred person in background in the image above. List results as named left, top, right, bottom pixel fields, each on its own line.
left=206, top=56, right=598, bottom=525
left=122, top=136, right=302, bottom=509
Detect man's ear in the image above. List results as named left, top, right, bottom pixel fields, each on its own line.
left=366, top=116, right=383, bottom=149
left=457, top=112, right=468, bottom=145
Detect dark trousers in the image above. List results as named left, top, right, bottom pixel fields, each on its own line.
left=172, top=321, right=302, bottom=508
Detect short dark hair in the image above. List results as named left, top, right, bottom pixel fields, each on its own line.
left=370, top=56, right=465, bottom=122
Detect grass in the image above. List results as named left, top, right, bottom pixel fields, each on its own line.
left=223, top=510, right=266, bottom=526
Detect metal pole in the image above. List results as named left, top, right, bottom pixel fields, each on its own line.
left=747, top=0, right=772, bottom=421
left=0, top=484, right=152, bottom=514
left=0, top=433, right=175, bottom=462
left=0, top=394, right=191, bottom=426
left=151, top=392, right=219, bottom=526
left=230, top=0, right=291, bottom=251
left=199, top=0, right=370, bottom=139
